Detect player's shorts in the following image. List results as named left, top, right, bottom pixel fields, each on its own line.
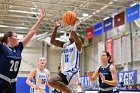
left=0, top=78, right=16, bottom=93
left=34, top=90, right=46, bottom=93
left=58, top=72, right=69, bottom=85
left=98, top=90, right=113, bottom=93
left=58, top=68, right=79, bottom=85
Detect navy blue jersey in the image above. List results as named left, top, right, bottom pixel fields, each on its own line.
left=98, top=64, right=113, bottom=88
left=0, top=42, right=23, bottom=79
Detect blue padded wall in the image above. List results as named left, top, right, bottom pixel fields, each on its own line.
left=16, top=77, right=49, bottom=93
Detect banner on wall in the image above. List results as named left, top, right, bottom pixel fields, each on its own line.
left=118, top=70, right=137, bottom=85
left=122, top=35, right=131, bottom=63
left=104, top=17, right=113, bottom=32
left=133, top=36, right=140, bottom=61
left=126, top=4, right=140, bottom=22
left=105, top=38, right=113, bottom=62
left=113, top=38, right=122, bottom=64
left=114, top=11, right=125, bottom=27
left=94, top=22, right=102, bottom=37
left=79, top=76, right=91, bottom=86
left=85, top=26, right=93, bottom=40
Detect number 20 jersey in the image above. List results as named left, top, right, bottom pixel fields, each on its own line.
left=0, top=42, right=23, bottom=79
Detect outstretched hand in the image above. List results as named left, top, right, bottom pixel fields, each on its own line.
left=55, top=18, right=60, bottom=28
left=40, top=6, right=46, bottom=19
left=87, top=71, right=93, bottom=78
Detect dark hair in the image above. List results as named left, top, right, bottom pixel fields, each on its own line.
left=0, top=37, right=4, bottom=44
left=102, top=51, right=111, bottom=64
left=0, top=31, right=13, bottom=44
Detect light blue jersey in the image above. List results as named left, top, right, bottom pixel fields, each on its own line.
left=61, top=42, right=81, bottom=85
left=33, top=68, right=49, bottom=93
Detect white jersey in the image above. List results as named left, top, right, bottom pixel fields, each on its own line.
left=34, top=68, right=49, bottom=93
left=61, top=42, right=81, bottom=85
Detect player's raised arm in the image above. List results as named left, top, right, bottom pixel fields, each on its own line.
left=22, top=6, right=46, bottom=48
left=50, top=18, right=64, bottom=48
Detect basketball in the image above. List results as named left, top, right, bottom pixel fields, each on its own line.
left=62, top=11, right=77, bottom=26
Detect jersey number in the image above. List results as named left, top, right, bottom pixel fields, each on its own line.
left=10, top=60, right=19, bottom=72
left=65, top=54, right=69, bottom=63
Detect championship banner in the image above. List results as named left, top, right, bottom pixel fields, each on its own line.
left=103, top=17, right=113, bottom=32
left=118, top=70, right=137, bottom=85
left=94, top=22, right=102, bottom=37
left=126, top=4, right=140, bottom=22
left=85, top=26, right=93, bottom=40
left=105, top=38, right=113, bottom=62
left=114, top=11, right=125, bottom=27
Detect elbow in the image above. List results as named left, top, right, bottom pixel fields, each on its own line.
left=113, top=81, right=118, bottom=86
left=26, top=79, right=29, bottom=85
left=50, top=39, right=55, bottom=45
left=50, top=40, right=53, bottom=44
left=115, top=81, right=118, bottom=86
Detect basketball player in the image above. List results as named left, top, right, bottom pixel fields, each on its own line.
left=26, top=57, right=50, bottom=93
left=0, top=7, right=46, bottom=93
left=87, top=51, right=118, bottom=93
left=48, top=19, right=84, bottom=93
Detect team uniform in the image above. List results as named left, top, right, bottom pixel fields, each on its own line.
left=0, top=42, right=23, bottom=93
left=58, top=42, right=81, bottom=92
left=32, top=68, right=49, bottom=93
left=98, top=64, right=115, bottom=93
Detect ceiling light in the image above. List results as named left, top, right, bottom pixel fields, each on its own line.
left=0, top=25, right=28, bottom=29
left=21, top=23, right=24, bottom=25
left=32, top=2, right=38, bottom=8
left=92, top=12, right=96, bottom=15
left=83, top=13, right=89, bottom=17
left=59, top=30, right=65, bottom=33
left=14, top=27, right=27, bottom=29
left=31, top=7, right=36, bottom=10
left=0, top=25, right=8, bottom=27
left=9, top=5, right=12, bottom=8
left=96, top=10, right=101, bottom=13
left=103, top=17, right=110, bottom=20
left=9, top=10, right=40, bottom=14
left=100, top=5, right=109, bottom=10
left=109, top=1, right=113, bottom=4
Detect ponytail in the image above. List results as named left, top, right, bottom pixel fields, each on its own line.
left=0, top=37, right=4, bottom=44
left=0, top=31, right=13, bottom=44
